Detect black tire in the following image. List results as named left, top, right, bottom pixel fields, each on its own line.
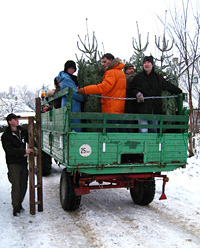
left=41, top=151, right=52, bottom=176
left=130, top=178, right=155, bottom=205
left=60, top=168, right=81, bottom=211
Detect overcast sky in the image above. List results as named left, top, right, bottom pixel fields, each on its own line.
left=0, top=0, right=195, bottom=93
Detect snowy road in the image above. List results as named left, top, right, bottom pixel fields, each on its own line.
left=1, top=156, right=200, bottom=248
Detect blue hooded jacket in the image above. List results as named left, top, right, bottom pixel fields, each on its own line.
left=57, top=71, right=84, bottom=132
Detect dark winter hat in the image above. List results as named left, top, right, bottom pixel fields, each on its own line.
left=124, top=63, right=134, bottom=72
left=143, top=56, right=154, bottom=65
left=6, top=113, right=21, bottom=122
left=64, top=60, right=77, bottom=73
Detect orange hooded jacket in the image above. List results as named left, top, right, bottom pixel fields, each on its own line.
left=84, top=58, right=126, bottom=113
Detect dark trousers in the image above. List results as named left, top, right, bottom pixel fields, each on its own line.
left=106, top=120, right=126, bottom=133
left=7, top=164, right=28, bottom=210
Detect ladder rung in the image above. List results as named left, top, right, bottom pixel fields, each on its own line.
left=34, top=184, right=41, bottom=189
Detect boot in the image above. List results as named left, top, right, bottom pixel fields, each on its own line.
left=13, top=207, right=20, bottom=217
left=20, top=205, right=25, bottom=213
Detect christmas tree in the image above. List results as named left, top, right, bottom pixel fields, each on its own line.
left=129, top=22, right=149, bottom=74
left=154, top=12, right=178, bottom=115
left=76, top=19, right=104, bottom=131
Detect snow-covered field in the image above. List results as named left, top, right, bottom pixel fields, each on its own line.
left=0, top=134, right=200, bottom=248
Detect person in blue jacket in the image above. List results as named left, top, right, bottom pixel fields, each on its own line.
left=56, top=60, right=84, bottom=132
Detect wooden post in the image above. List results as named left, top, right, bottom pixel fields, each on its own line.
left=28, top=117, right=36, bottom=215
left=35, top=97, right=43, bottom=212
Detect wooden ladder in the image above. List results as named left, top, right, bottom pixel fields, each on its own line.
left=28, top=97, right=43, bottom=215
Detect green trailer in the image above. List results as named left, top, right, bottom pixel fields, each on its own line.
left=40, top=88, right=189, bottom=211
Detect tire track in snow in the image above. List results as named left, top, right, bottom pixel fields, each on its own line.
left=75, top=188, right=200, bottom=247
left=148, top=193, right=200, bottom=239
left=75, top=189, right=148, bottom=247
left=69, top=210, right=105, bottom=248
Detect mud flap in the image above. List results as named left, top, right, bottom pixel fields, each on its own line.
left=75, top=187, right=90, bottom=196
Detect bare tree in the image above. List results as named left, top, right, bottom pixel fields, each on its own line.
left=2, top=98, right=21, bottom=114
left=17, top=85, right=35, bottom=110
left=0, top=85, right=37, bottom=119
left=158, top=0, right=200, bottom=157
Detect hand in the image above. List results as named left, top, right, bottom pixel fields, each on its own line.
left=26, top=148, right=34, bottom=154
left=77, top=88, right=85, bottom=95
left=136, top=92, right=144, bottom=103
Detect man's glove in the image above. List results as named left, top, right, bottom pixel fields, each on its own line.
left=136, top=92, right=144, bottom=103
left=77, top=88, right=85, bottom=95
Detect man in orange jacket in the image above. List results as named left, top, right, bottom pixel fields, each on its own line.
left=77, top=53, right=126, bottom=114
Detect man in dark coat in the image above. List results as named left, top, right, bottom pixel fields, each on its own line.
left=1, top=113, right=34, bottom=216
left=131, top=55, right=182, bottom=132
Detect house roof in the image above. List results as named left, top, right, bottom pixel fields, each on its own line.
left=3, top=112, right=35, bottom=120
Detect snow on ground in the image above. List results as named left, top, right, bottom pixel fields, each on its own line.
left=0, top=133, right=200, bottom=248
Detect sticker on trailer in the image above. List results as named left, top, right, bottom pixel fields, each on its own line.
left=60, top=136, right=63, bottom=149
left=79, top=144, right=92, bottom=157
left=159, top=143, right=162, bottom=151
left=103, top=142, right=106, bottom=152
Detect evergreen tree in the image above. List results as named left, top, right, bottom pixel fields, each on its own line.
left=129, top=22, right=149, bottom=74
left=76, top=19, right=103, bottom=113
left=154, top=11, right=178, bottom=115
left=76, top=19, right=104, bottom=131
